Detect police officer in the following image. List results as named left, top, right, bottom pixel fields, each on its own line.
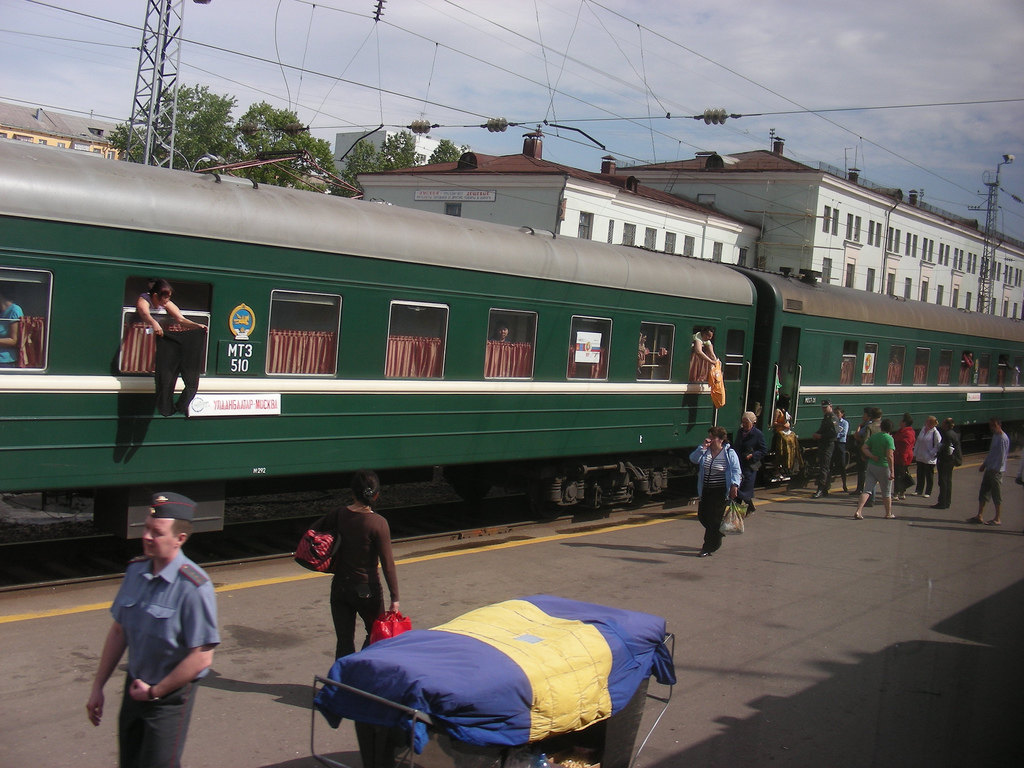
left=812, top=399, right=839, bottom=498
left=86, top=492, right=220, bottom=768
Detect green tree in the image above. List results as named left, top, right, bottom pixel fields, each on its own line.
left=428, top=139, right=468, bottom=164
left=235, top=102, right=337, bottom=191
left=111, top=84, right=237, bottom=169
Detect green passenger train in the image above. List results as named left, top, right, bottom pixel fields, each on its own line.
left=0, top=141, right=1021, bottom=536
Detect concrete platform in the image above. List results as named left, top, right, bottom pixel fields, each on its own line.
left=1, top=457, right=1022, bottom=767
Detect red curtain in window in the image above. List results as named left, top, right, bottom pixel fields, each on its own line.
left=887, top=361, right=903, bottom=385
left=913, top=364, right=928, bottom=385
left=16, top=316, right=46, bottom=369
left=268, top=329, right=336, bottom=375
left=937, top=364, right=950, bottom=385
left=386, top=335, right=443, bottom=378
left=484, top=341, right=533, bottom=378
left=566, top=345, right=607, bottom=379
left=121, top=322, right=156, bottom=373
left=839, top=359, right=855, bottom=385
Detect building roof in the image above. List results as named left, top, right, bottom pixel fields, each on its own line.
left=0, top=101, right=118, bottom=144
left=364, top=150, right=739, bottom=220
left=628, top=149, right=813, bottom=174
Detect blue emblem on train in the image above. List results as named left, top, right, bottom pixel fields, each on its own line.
left=230, top=304, right=255, bottom=340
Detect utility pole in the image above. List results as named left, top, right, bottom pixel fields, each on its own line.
left=974, top=154, right=1014, bottom=314
left=125, top=0, right=210, bottom=167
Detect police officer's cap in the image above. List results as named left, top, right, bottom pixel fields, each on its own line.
left=150, top=491, right=196, bottom=521
left=821, top=399, right=831, bottom=407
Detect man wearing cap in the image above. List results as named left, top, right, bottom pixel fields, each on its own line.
left=86, top=492, right=219, bottom=768
left=811, top=400, right=839, bottom=498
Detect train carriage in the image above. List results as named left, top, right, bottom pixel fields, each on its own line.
left=0, top=141, right=756, bottom=535
left=737, top=267, right=1024, bottom=455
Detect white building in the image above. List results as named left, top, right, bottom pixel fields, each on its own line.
left=334, top=128, right=441, bottom=171
left=358, top=131, right=760, bottom=264
left=627, top=140, right=1024, bottom=318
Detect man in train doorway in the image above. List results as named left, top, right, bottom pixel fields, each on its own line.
left=966, top=417, right=1009, bottom=526
left=86, top=492, right=219, bottom=768
left=811, top=400, right=839, bottom=498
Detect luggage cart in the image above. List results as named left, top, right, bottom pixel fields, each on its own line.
left=311, top=634, right=674, bottom=768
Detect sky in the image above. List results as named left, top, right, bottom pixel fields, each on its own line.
left=2, top=0, right=1023, bottom=239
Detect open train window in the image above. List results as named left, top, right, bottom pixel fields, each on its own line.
left=0, top=267, right=51, bottom=371
left=862, top=343, right=877, bottom=385
left=723, top=329, right=744, bottom=382
left=996, top=354, right=1009, bottom=386
left=840, top=340, right=857, bottom=385
left=485, top=309, right=536, bottom=379
left=887, top=346, right=905, bottom=385
left=119, top=277, right=210, bottom=374
left=267, top=291, right=340, bottom=375
left=637, top=322, right=674, bottom=381
left=977, top=353, right=990, bottom=385
left=959, top=350, right=974, bottom=384
left=567, top=316, right=611, bottom=380
left=913, top=348, right=930, bottom=385
left=385, top=301, right=447, bottom=378
left=688, top=325, right=718, bottom=383
left=937, top=350, right=952, bottom=385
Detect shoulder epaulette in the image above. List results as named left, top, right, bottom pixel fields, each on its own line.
left=179, top=562, right=209, bottom=587
left=129, top=555, right=150, bottom=564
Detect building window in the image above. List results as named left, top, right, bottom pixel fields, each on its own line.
left=578, top=211, right=594, bottom=240
left=712, top=242, right=723, bottom=262
left=822, top=258, right=832, bottom=283
left=622, top=223, right=636, bottom=246
left=952, top=287, right=959, bottom=308
left=485, top=309, right=536, bottom=379
left=936, top=285, right=944, bottom=305
left=886, top=272, right=895, bottom=296
left=845, top=263, right=855, bottom=288
left=920, top=280, right=929, bottom=302
left=664, top=232, right=676, bottom=254
left=845, top=213, right=854, bottom=241
left=886, top=227, right=893, bottom=252
left=683, top=235, right=695, bottom=257
left=637, top=322, right=674, bottom=381
left=737, top=247, right=748, bottom=267
left=385, top=301, right=448, bottom=378
left=0, top=267, right=51, bottom=371
left=607, top=220, right=615, bottom=244
left=567, top=315, right=611, bottom=380
left=832, top=208, right=839, bottom=235
left=854, top=216, right=862, bottom=242
left=866, top=268, right=876, bottom=292
left=444, top=202, right=462, bottom=217
left=267, top=291, right=341, bottom=375
left=823, top=206, right=832, bottom=234
left=904, top=278, right=912, bottom=299
left=965, top=291, right=973, bottom=310
left=644, top=227, right=657, bottom=250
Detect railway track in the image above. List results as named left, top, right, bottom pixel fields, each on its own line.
left=0, top=491, right=693, bottom=592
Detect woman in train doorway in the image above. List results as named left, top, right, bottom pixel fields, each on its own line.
left=688, top=326, right=718, bottom=382
left=314, top=470, right=400, bottom=659
left=689, top=426, right=741, bottom=557
left=135, top=278, right=208, bottom=416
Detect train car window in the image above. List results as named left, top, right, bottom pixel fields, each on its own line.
left=567, top=316, right=611, bottom=380
left=637, top=322, right=674, bottom=381
left=958, top=350, right=974, bottom=385
left=723, top=329, right=744, bottom=382
left=0, top=267, right=51, bottom=371
left=913, top=348, right=930, bottom=385
left=840, top=341, right=857, bottom=385
left=385, top=301, right=447, bottom=378
left=887, top=346, right=905, bottom=385
left=267, top=291, right=340, bottom=375
left=862, top=343, right=878, bottom=385
left=688, top=325, right=718, bottom=383
left=996, top=354, right=1009, bottom=386
left=119, top=277, right=210, bottom=374
left=977, top=354, right=990, bottom=385
left=937, top=350, right=952, bottom=385
left=485, top=309, right=536, bottom=379
left=1013, top=357, right=1022, bottom=386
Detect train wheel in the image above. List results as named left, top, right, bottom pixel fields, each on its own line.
left=443, top=466, right=492, bottom=504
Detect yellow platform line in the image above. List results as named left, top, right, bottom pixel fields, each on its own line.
left=0, top=512, right=695, bottom=625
